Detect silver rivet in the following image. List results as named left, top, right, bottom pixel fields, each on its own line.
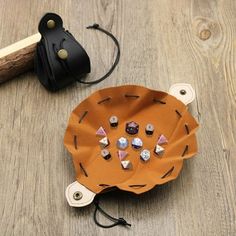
left=117, top=150, right=128, bottom=160
left=57, top=49, right=68, bottom=60
left=180, top=89, right=186, bottom=95
left=73, top=191, right=83, bottom=200
left=47, top=20, right=56, bottom=29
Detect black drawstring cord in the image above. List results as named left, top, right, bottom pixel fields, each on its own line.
left=54, top=24, right=120, bottom=85
left=81, top=23, right=120, bottom=84
left=59, top=23, right=120, bottom=85
left=93, top=197, right=131, bottom=228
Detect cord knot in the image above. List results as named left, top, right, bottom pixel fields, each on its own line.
left=87, top=23, right=100, bottom=29
left=118, top=218, right=131, bottom=227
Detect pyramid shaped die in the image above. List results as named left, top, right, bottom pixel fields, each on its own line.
left=157, top=134, right=168, bottom=145
left=96, top=127, right=107, bottom=136
left=117, top=150, right=128, bottom=161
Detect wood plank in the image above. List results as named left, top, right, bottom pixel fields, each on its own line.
left=0, top=0, right=235, bottom=235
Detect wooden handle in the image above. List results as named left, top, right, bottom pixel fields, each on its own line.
left=0, top=33, right=41, bottom=83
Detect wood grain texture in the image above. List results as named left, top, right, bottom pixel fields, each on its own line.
left=0, top=0, right=235, bottom=235
left=0, top=44, right=36, bottom=83
left=0, top=33, right=40, bottom=83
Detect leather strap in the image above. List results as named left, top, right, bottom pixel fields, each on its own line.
left=35, top=13, right=120, bottom=91
left=35, top=13, right=91, bottom=91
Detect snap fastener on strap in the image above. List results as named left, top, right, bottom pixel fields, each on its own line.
left=73, top=191, right=83, bottom=201
left=47, top=19, right=56, bottom=29
left=35, top=12, right=120, bottom=91
left=35, top=12, right=91, bottom=91
left=169, top=83, right=196, bottom=105
left=65, top=181, right=96, bottom=207
left=57, top=49, right=68, bottom=60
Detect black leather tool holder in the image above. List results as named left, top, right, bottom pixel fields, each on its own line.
left=35, top=13, right=91, bottom=91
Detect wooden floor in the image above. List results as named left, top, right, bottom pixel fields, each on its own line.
left=0, top=0, right=236, bottom=235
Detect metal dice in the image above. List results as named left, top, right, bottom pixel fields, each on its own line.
left=154, top=144, right=165, bottom=156
left=117, top=150, right=128, bottom=160
left=140, top=149, right=151, bottom=162
left=121, top=160, right=132, bottom=169
left=101, top=149, right=111, bottom=160
left=96, top=126, right=106, bottom=136
left=109, top=115, right=118, bottom=127
left=145, top=124, right=154, bottom=135
left=96, top=120, right=168, bottom=170
left=117, top=137, right=129, bottom=149
left=126, top=121, right=139, bottom=135
left=99, top=137, right=110, bottom=148
left=131, top=138, right=143, bottom=149
left=157, top=134, right=168, bottom=145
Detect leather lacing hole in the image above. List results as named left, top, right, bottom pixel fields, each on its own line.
left=74, top=136, right=78, bottom=149
left=124, top=94, right=140, bottom=98
left=79, top=111, right=88, bottom=123
left=97, top=97, right=112, bottom=104
left=161, top=166, right=174, bottom=179
left=79, top=163, right=88, bottom=177
left=181, top=145, right=189, bottom=157
left=153, top=98, right=166, bottom=104
left=185, top=123, right=190, bottom=134
left=175, top=109, right=182, bottom=117
left=129, top=184, right=146, bottom=188
left=99, top=184, right=110, bottom=187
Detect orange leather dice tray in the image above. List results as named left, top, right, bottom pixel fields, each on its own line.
left=64, top=85, right=198, bottom=196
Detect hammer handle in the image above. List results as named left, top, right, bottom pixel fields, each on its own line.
left=0, top=33, right=41, bottom=83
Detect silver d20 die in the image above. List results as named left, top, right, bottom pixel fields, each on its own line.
left=131, top=138, right=143, bottom=149
left=117, top=137, right=129, bottom=149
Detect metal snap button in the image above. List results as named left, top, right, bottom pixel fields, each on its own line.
left=73, top=191, right=83, bottom=201
left=47, top=19, right=56, bottom=29
left=180, top=89, right=187, bottom=95
left=57, top=49, right=68, bottom=60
